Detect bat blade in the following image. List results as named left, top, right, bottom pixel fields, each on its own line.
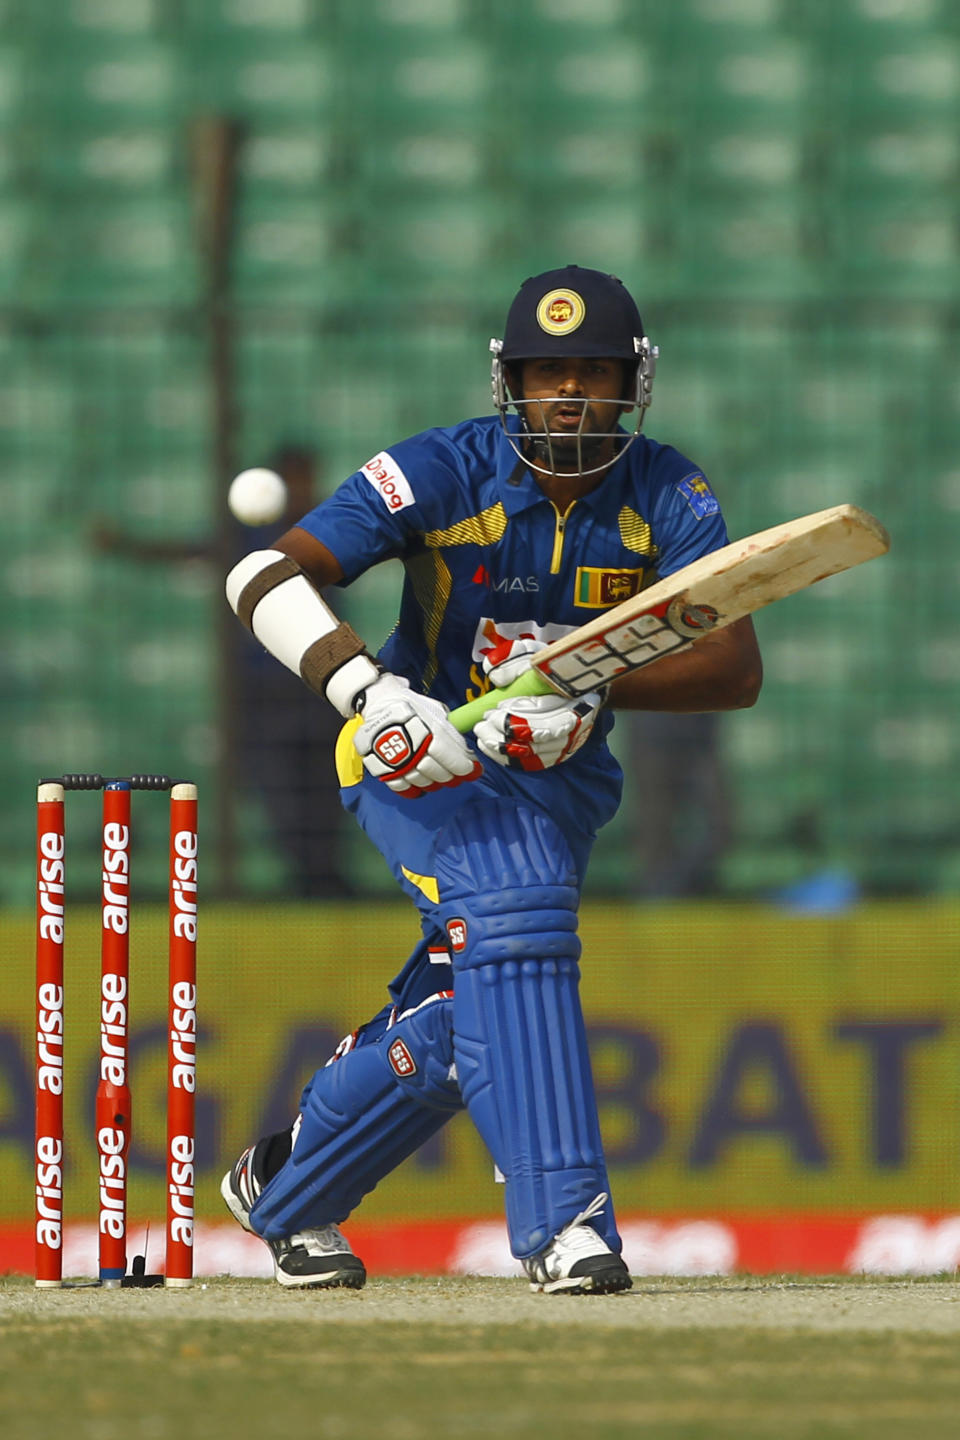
left=449, top=503, right=889, bottom=734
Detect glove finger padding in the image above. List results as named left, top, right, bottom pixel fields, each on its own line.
left=473, top=691, right=604, bottom=772
left=354, top=678, right=482, bottom=794
left=480, top=634, right=546, bottom=689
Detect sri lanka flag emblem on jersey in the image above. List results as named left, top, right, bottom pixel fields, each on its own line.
left=574, top=566, right=645, bottom=608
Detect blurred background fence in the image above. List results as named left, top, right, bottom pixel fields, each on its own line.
left=2, top=0, right=959, bottom=903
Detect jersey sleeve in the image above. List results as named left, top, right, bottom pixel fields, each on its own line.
left=649, top=453, right=730, bottom=578
left=292, top=431, right=458, bottom=583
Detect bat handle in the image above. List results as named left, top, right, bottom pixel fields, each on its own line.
left=449, top=668, right=552, bottom=734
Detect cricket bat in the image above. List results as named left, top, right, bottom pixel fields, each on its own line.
left=449, top=503, right=889, bottom=733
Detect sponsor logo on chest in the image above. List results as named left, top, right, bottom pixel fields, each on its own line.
left=492, top=575, right=539, bottom=593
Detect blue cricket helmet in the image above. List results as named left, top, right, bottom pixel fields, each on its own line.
left=491, top=264, right=658, bottom=477
left=500, top=264, right=647, bottom=361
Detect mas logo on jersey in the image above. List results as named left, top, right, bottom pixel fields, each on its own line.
left=387, top=1039, right=417, bottom=1077
left=574, top=566, right=645, bottom=608
left=446, top=918, right=468, bottom=953
left=362, top=451, right=415, bottom=513
left=536, top=288, right=586, bottom=336
left=677, top=474, right=720, bottom=520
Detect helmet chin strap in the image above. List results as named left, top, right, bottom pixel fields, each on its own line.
left=515, top=402, right=619, bottom=478
left=489, top=336, right=658, bottom=480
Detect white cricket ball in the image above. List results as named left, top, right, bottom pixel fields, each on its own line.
left=227, top=468, right=288, bottom=526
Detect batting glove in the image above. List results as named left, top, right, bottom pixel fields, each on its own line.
left=480, top=632, right=546, bottom=688
left=353, top=674, right=482, bottom=796
left=474, top=691, right=604, bottom=772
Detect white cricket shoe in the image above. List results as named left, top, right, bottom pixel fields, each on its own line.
left=522, top=1193, right=632, bottom=1295
left=221, top=1146, right=366, bottom=1290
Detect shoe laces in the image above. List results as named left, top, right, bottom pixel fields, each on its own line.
left=289, top=1224, right=352, bottom=1257
left=552, top=1192, right=609, bottom=1252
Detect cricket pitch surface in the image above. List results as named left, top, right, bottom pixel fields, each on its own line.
left=2, top=1275, right=959, bottom=1438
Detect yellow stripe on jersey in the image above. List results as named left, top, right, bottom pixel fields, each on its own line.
left=405, top=549, right=453, bottom=689
left=423, top=502, right=508, bottom=549
left=404, top=503, right=507, bottom=689
left=618, top=505, right=658, bottom=556
left=400, top=866, right=440, bottom=904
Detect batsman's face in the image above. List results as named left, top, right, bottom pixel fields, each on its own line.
left=514, top=357, right=628, bottom=469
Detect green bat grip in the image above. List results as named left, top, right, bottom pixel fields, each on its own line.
left=449, top=667, right=554, bottom=734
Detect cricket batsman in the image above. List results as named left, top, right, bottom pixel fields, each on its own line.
left=222, top=265, right=763, bottom=1293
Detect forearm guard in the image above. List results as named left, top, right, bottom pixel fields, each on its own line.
left=225, top=550, right=380, bottom=716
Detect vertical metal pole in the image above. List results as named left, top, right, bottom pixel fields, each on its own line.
left=191, top=117, right=242, bottom=896
left=166, top=782, right=198, bottom=1287
left=97, top=781, right=131, bottom=1287
left=35, top=782, right=65, bottom=1288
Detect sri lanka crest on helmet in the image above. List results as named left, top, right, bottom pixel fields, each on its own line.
left=536, top=288, right=586, bottom=336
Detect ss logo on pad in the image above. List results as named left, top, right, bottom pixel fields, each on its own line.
left=446, top=919, right=468, bottom=953
left=388, top=1040, right=417, bottom=1076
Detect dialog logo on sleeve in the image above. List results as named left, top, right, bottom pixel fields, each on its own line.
left=362, top=451, right=415, bottom=512
left=677, top=474, right=720, bottom=520
left=388, top=1039, right=417, bottom=1077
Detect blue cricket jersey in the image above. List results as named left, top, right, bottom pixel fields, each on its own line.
left=298, top=415, right=727, bottom=703
left=295, top=415, right=729, bottom=838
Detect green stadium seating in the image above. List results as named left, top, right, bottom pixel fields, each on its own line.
left=238, top=129, right=332, bottom=193
left=356, top=196, right=500, bottom=285
left=35, top=44, right=182, bottom=124
left=649, top=0, right=785, bottom=35
left=509, top=0, right=627, bottom=30
left=0, top=197, right=32, bottom=301
left=16, top=198, right=198, bottom=306
left=0, top=42, right=27, bottom=120
left=823, top=34, right=960, bottom=121
left=30, top=126, right=181, bottom=196
left=0, top=3, right=957, bottom=899
left=183, top=0, right=328, bottom=40
left=828, top=196, right=960, bottom=300
left=198, top=40, right=334, bottom=121
left=344, top=32, right=491, bottom=129
left=666, top=35, right=816, bottom=120
left=670, top=197, right=823, bottom=300
left=232, top=197, right=349, bottom=304
left=354, top=131, right=488, bottom=197
left=829, top=124, right=958, bottom=201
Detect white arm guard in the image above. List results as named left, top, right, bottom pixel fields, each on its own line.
left=225, top=550, right=380, bottom=717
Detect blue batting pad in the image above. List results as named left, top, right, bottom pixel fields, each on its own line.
left=434, top=798, right=619, bottom=1259
left=250, top=994, right=460, bottom=1238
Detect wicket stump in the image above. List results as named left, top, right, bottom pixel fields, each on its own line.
left=35, top=774, right=198, bottom=1289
